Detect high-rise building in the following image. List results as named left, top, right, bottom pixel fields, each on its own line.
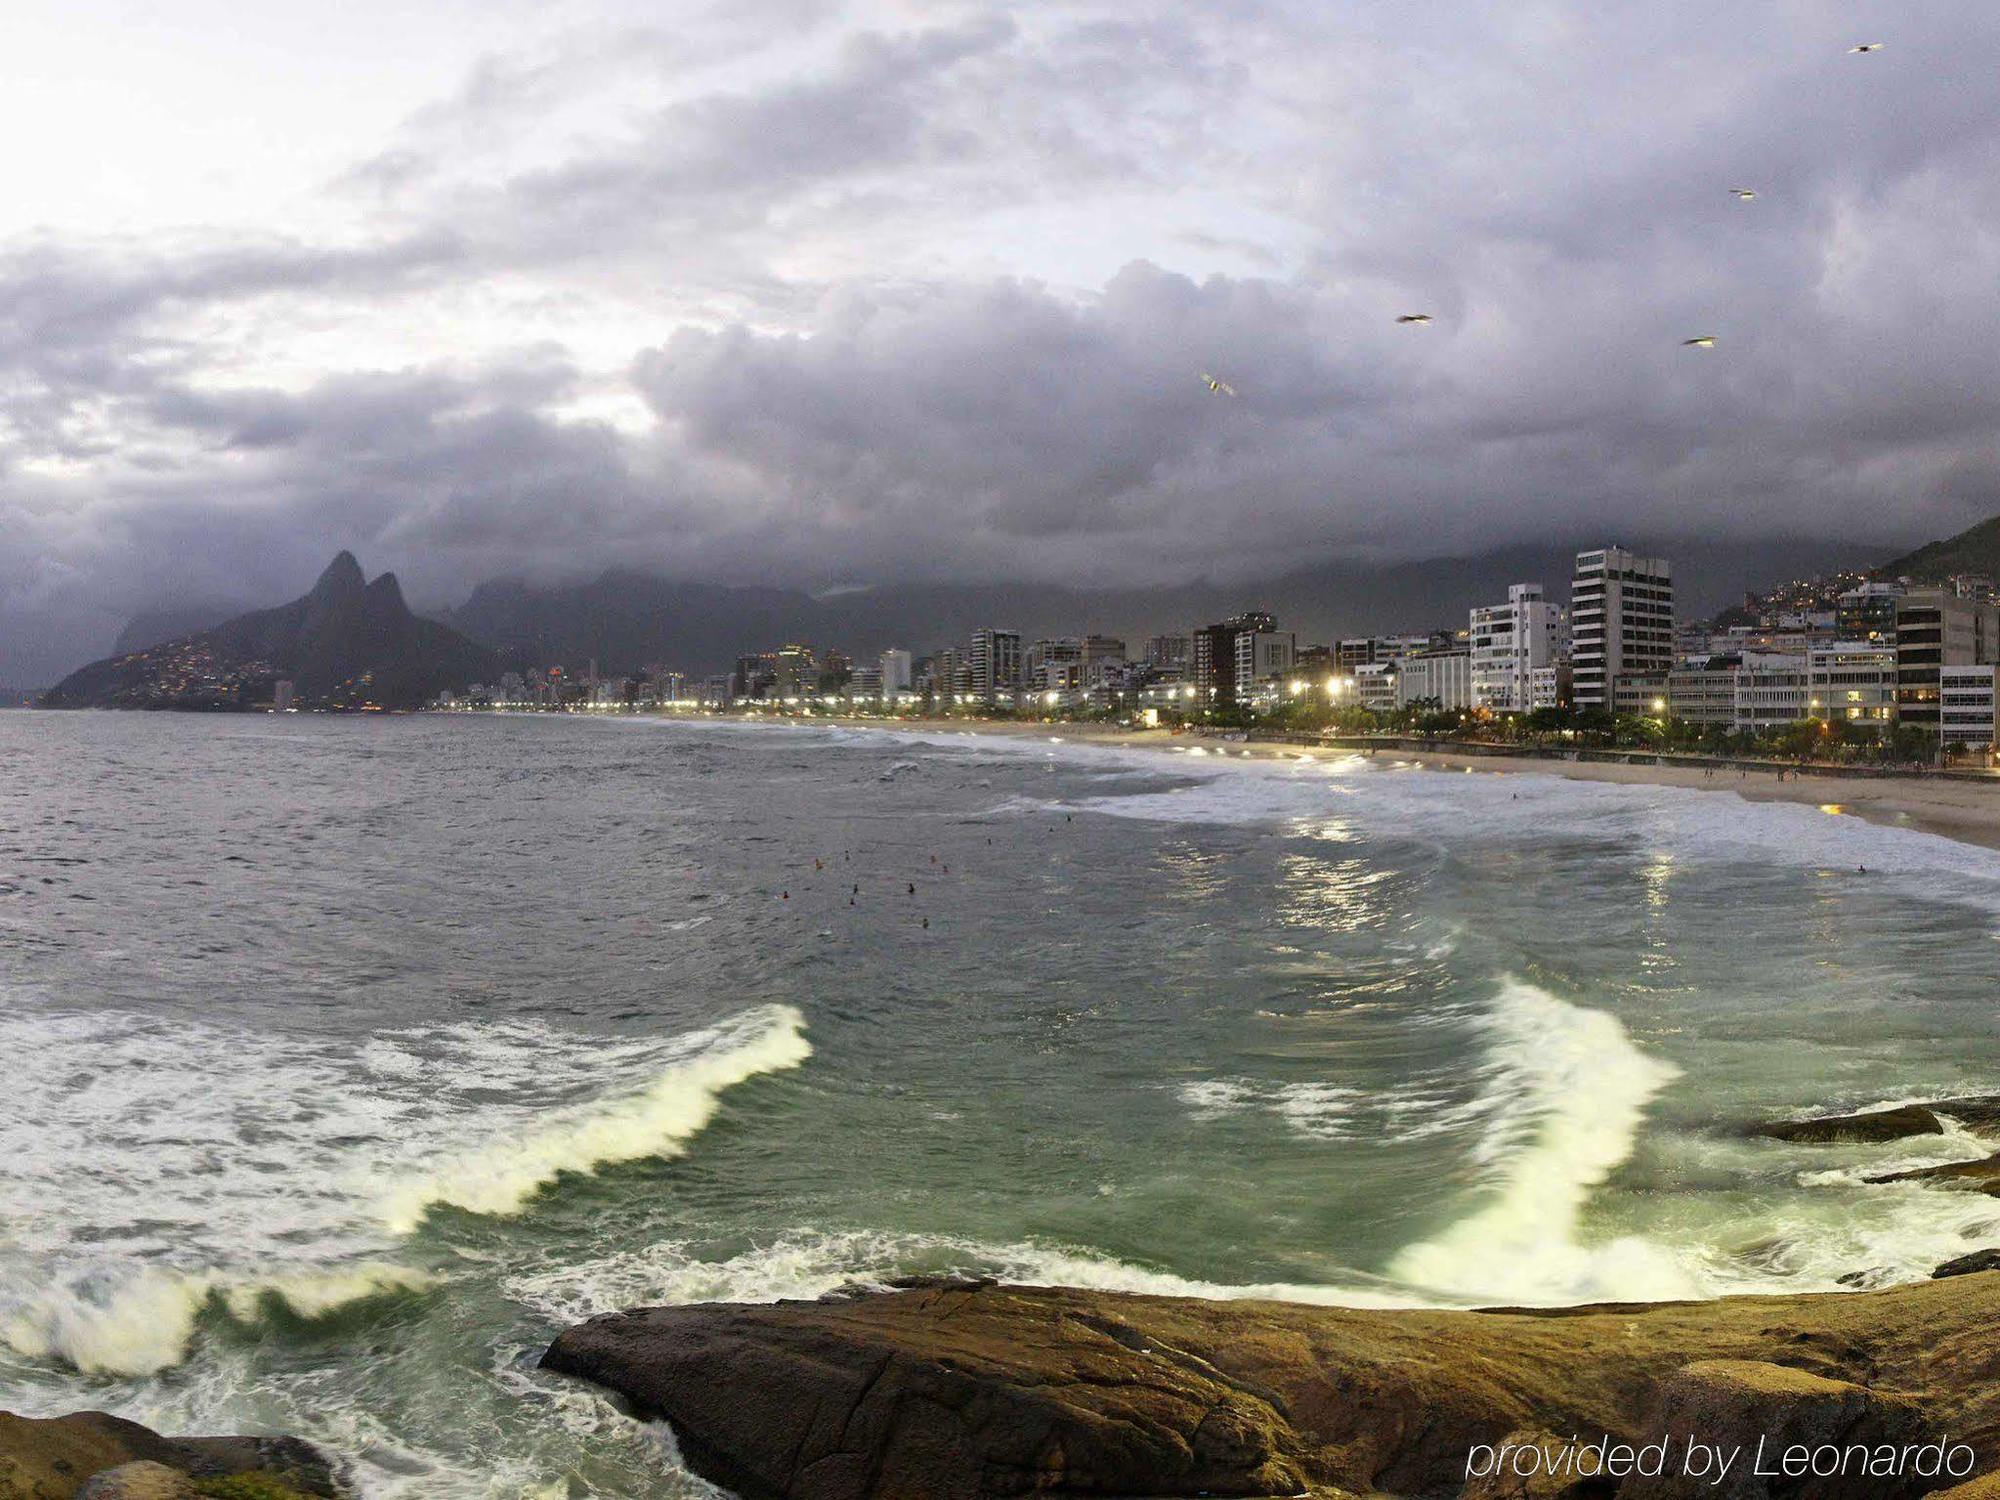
left=1145, top=635, right=1190, bottom=669
left=1571, top=547, right=1673, bottom=711
left=1233, top=630, right=1296, bottom=698
left=968, top=629, right=1022, bottom=702
left=1895, top=588, right=2000, bottom=732
left=1470, top=583, right=1567, bottom=712
left=773, top=643, right=818, bottom=699
left=1191, top=612, right=1276, bottom=706
left=880, top=649, right=912, bottom=697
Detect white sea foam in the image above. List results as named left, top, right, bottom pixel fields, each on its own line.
left=0, top=1002, right=809, bottom=1375
left=1387, top=977, right=1695, bottom=1304
left=504, top=1227, right=1431, bottom=1329
left=378, top=1004, right=810, bottom=1231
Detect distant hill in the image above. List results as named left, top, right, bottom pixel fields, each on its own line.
left=448, top=535, right=1871, bottom=676
left=113, top=602, right=245, bottom=655
left=43, top=553, right=501, bottom=711
left=1877, top=515, right=2000, bottom=583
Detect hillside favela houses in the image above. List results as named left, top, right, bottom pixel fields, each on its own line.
left=422, top=541, right=2000, bottom=768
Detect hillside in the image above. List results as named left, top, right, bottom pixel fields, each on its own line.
left=1879, top=515, right=2000, bottom=583
left=43, top=553, right=501, bottom=711
left=450, top=535, right=1863, bottom=677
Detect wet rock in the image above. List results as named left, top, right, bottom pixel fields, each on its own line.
left=1932, top=1250, right=2000, bottom=1280
left=1755, top=1105, right=1944, bottom=1144
left=1866, top=1153, right=2000, bottom=1194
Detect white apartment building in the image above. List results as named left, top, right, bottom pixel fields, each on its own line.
left=1940, top=665, right=1998, bottom=748
left=1807, top=644, right=1897, bottom=725
left=1234, top=631, right=1297, bottom=698
left=1398, top=648, right=1473, bottom=710
left=1470, top=582, right=1567, bottom=711
left=1527, top=665, right=1568, bottom=710
left=1732, top=654, right=1810, bottom=732
left=1355, top=661, right=1399, bottom=711
left=1572, top=547, right=1673, bottom=710
left=1667, top=657, right=1740, bottom=726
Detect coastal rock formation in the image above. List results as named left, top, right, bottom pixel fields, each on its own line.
left=1869, top=1155, right=2000, bottom=1195
left=0, top=1411, right=342, bottom=1500
left=1755, top=1106, right=1945, bottom=1144
left=1755, top=1097, right=2000, bottom=1148
left=41, top=553, right=500, bottom=711
left=543, top=1275, right=2000, bottom=1500
left=1935, top=1252, right=2000, bottom=1280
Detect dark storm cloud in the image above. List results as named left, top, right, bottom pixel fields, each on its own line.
left=2, top=0, right=1998, bottom=681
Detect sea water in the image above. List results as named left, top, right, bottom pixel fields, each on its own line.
left=2, top=712, right=1997, bottom=1496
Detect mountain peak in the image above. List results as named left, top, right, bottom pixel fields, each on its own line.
left=364, top=571, right=409, bottom=615
left=312, top=551, right=366, bottom=602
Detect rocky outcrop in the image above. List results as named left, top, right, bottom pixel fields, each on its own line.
left=0, top=1411, right=341, bottom=1500
left=543, top=1276, right=2000, bottom=1500
left=1755, top=1097, right=2000, bottom=1148
left=1935, top=1252, right=2000, bottom=1280
left=1755, top=1106, right=1945, bottom=1144
left=1869, top=1155, right=2000, bottom=1195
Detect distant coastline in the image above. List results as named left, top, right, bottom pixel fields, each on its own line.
left=658, top=709, right=2000, bottom=853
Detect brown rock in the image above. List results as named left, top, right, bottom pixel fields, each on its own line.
left=1934, top=1251, right=2000, bottom=1280
left=1623, top=1360, right=1934, bottom=1500
left=1866, top=1153, right=2000, bottom=1194
left=1458, top=1428, right=1618, bottom=1500
left=1755, top=1106, right=1944, bottom=1144
left=73, top=1462, right=197, bottom=1500
left=0, top=1412, right=342, bottom=1500
left=1927, top=1473, right=2000, bottom=1500
left=542, top=1275, right=2000, bottom=1500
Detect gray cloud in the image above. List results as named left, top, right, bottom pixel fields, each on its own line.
left=1, top=0, right=1997, bottom=681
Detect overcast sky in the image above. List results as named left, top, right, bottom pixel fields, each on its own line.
left=2, top=0, right=1994, bottom=678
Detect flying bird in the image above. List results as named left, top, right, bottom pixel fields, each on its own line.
left=1396, top=314, right=1433, bottom=324
left=1848, top=42, right=1883, bottom=53
left=1200, top=373, right=1239, bottom=397
left=1729, top=188, right=1757, bottom=200
left=1682, top=336, right=1717, bottom=349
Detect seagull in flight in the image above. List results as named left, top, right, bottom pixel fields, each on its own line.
left=1201, top=372, right=1239, bottom=397
left=1682, top=336, right=1717, bottom=349
left=1396, top=313, right=1434, bottom=324
left=1729, top=188, right=1757, bottom=200
left=1848, top=42, right=1884, bottom=53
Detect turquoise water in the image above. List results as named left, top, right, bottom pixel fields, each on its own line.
left=2, top=713, right=1997, bottom=1496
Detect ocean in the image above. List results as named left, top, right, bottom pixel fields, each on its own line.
left=3, top=712, right=1998, bottom=1497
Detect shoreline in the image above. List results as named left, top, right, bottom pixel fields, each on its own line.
left=789, top=713, right=2000, bottom=852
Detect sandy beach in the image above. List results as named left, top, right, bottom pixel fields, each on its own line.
left=805, top=713, right=2000, bottom=851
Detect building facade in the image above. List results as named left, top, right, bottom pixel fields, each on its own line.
left=968, top=629, right=1023, bottom=702
left=1572, top=547, right=1674, bottom=711
left=1940, top=665, right=1999, bottom=749
left=1895, top=588, right=2000, bottom=732
left=1470, top=582, right=1566, bottom=712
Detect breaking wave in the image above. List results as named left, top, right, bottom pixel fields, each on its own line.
left=0, top=1002, right=811, bottom=1376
